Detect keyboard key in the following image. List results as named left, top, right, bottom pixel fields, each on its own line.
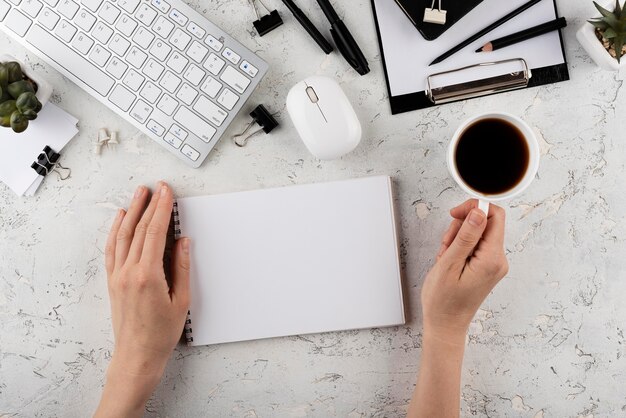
left=169, top=8, right=187, bottom=26
left=0, top=1, right=10, bottom=21
left=153, top=15, right=173, bottom=38
left=176, top=83, right=197, bottom=105
left=217, top=87, right=238, bottom=110
left=80, top=0, right=101, bottom=13
left=203, top=53, right=225, bottom=76
left=139, top=81, right=161, bottom=103
left=72, top=32, right=94, bottom=54
left=147, top=119, right=165, bottom=136
left=98, top=2, right=119, bottom=24
left=106, top=56, right=128, bottom=79
left=166, top=51, right=188, bottom=73
left=43, top=0, right=59, bottom=5
left=135, top=3, right=156, bottom=26
left=54, top=19, right=77, bottom=42
left=74, top=9, right=96, bottom=31
left=92, top=21, right=113, bottom=43
left=183, top=64, right=205, bottom=86
left=149, top=39, right=171, bottom=61
left=26, top=24, right=114, bottom=96
left=200, top=76, right=221, bottom=98
left=204, top=34, right=222, bottom=51
left=220, top=66, right=249, bottom=94
left=22, top=0, right=43, bottom=17
left=187, top=21, right=205, bottom=38
left=122, top=68, right=145, bottom=91
left=58, top=0, right=79, bottom=19
left=193, top=96, right=227, bottom=126
left=187, top=41, right=208, bottom=63
left=159, top=70, right=181, bottom=93
left=133, top=26, right=154, bottom=49
left=110, top=33, right=131, bottom=56
left=118, top=0, right=139, bottom=14
left=9, top=0, right=20, bottom=4
left=174, top=107, right=217, bottom=142
left=164, top=132, right=183, bottom=148
left=222, top=48, right=240, bottom=65
left=126, top=46, right=147, bottom=68
left=130, top=100, right=152, bottom=123
left=5, top=9, right=33, bottom=36
left=151, top=0, right=169, bottom=13
left=170, top=28, right=191, bottom=50
left=169, top=124, right=187, bottom=140
left=38, top=8, right=60, bottom=30
left=181, top=144, right=200, bottom=160
left=157, top=94, right=178, bottom=115
left=108, top=84, right=135, bottom=111
left=143, top=58, right=164, bottom=80
left=116, top=14, right=137, bottom=37
left=240, top=60, right=258, bottom=78
left=89, top=44, right=111, bottom=66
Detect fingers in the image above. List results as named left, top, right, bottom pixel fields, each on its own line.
left=115, top=186, right=149, bottom=266
left=105, top=209, right=125, bottom=277
left=127, top=182, right=163, bottom=262
left=436, top=219, right=463, bottom=261
left=449, top=199, right=479, bottom=220
left=481, top=204, right=506, bottom=248
left=170, top=238, right=190, bottom=308
left=442, top=208, right=487, bottom=263
left=141, top=183, right=174, bottom=263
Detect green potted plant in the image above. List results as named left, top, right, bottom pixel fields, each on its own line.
left=0, top=55, right=52, bottom=133
left=577, top=0, right=626, bottom=71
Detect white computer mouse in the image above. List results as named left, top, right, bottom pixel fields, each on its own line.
left=286, top=76, right=362, bottom=160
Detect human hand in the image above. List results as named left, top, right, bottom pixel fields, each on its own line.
left=420, top=199, right=508, bottom=345
left=96, top=182, right=190, bottom=418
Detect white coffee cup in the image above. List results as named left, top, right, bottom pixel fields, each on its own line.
left=447, top=112, right=540, bottom=215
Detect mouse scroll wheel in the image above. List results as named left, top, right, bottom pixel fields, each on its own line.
left=306, top=86, right=319, bottom=103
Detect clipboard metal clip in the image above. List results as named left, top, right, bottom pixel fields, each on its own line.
left=426, top=58, right=532, bottom=105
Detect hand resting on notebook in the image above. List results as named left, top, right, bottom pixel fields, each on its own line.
left=95, top=182, right=190, bottom=418
left=408, top=200, right=509, bottom=418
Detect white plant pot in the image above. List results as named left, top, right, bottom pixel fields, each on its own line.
left=0, top=54, right=52, bottom=106
left=576, top=2, right=626, bottom=71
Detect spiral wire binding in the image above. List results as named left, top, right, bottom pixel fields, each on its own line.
left=173, top=200, right=194, bottom=343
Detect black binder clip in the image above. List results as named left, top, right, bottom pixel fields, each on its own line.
left=30, top=146, right=71, bottom=180
left=232, top=105, right=279, bottom=147
left=250, top=0, right=283, bottom=36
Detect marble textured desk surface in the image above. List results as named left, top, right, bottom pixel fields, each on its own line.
left=1, top=1, right=625, bottom=417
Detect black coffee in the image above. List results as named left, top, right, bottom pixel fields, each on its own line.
left=454, top=118, right=529, bottom=195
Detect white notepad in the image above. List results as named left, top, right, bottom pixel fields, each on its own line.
left=176, top=176, right=405, bottom=346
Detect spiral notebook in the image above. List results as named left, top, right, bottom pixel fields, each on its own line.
left=173, top=176, right=405, bottom=346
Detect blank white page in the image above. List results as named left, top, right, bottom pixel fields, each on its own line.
left=176, top=176, right=405, bottom=346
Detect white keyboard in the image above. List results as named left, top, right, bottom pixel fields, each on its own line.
left=0, top=0, right=268, bottom=168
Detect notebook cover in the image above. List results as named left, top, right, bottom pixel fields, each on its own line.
left=394, top=0, right=485, bottom=41
left=176, top=176, right=405, bottom=346
left=371, top=0, right=570, bottom=115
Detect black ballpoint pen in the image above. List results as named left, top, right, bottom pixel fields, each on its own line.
left=283, top=0, right=333, bottom=54
left=315, top=0, right=370, bottom=75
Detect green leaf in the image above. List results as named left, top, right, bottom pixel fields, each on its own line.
left=605, top=28, right=618, bottom=37
left=594, top=1, right=615, bottom=17
left=616, top=0, right=623, bottom=18
left=10, top=111, right=29, bottom=133
left=16, top=91, right=39, bottom=112
left=589, top=19, right=610, bottom=30
left=614, top=35, right=625, bottom=62
left=21, top=109, right=37, bottom=121
left=7, top=80, right=35, bottom=99
left=5, top=62, right=22, bottom=84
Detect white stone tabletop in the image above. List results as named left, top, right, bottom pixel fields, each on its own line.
left=1, top=0, right=625, bottom=417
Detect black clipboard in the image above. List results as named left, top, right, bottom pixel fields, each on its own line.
left=371, top=0, right=570, bottom=115
left=394, top=0, right=485, bottom=41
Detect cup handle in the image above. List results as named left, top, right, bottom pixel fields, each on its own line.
left=478, top=199, right=490, bottom=217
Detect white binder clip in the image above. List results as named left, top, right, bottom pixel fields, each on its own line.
left=424, top=0, right=447, bottom=25
left=93, top=128, right=120, bottom=154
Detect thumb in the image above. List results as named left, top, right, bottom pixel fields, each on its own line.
left=443, top=209, right=487, bottom=263
left=171, top=238, right=190, bottom=307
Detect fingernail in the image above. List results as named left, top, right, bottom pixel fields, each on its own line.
left=117, top=209, right=124, bottom=220
left=160, top=183, right=168, bottom=196
left=437, top=244, right=446, bottom=257
left=134, top=186, right=144, bottom=198
left=469, top=209, right=485, bottom=226
left=182, top=238, right=190, bottom=254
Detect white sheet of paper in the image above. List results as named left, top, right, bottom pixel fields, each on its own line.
left=374, top=0, right=565, bottom=96
left=0, top=104, right=78, bottom=196
left=177, top=176, right=405, bottom=346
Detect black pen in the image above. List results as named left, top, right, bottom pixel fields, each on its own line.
left=315, top=0, right=370, bottom=75
left=430, top=0, right=543, bottom=66
left=282, top=0, right=333, bottom=54
left=476, top=17, right=567, bottom=52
